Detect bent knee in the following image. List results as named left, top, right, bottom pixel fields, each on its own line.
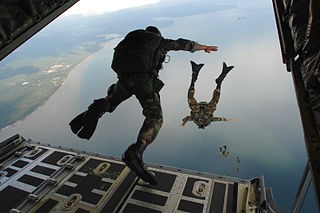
left=143, top=106, right=163, bottom=120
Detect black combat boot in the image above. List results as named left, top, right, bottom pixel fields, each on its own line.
left=69, top=98, right=109, bottom=140
left=122, top=142, right=158, bottom=185
left=215, top=62, right=234, bottom=87
left=88, top=98, right=109, bottom=116
left=190, top=60, right=204, bottom=84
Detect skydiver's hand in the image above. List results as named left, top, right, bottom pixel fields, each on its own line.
left=204, top=45, right=218, bottom=53
left=196, top=44, right=218, bottom=53
left=227, top=118, right=234, bottom=122
left=180, top=122, right=186, bottom=127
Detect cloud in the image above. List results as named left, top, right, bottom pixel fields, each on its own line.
left=65, top=0, right=160, bottom=16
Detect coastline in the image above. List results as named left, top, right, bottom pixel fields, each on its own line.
left=0, top=54, right=94, bottom=133
left=0, top=34, right=122, bottom=133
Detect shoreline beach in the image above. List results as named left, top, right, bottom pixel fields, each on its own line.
left=0, top=34, right=122, bottom=133
left=0, top=54, right=94, bottom=133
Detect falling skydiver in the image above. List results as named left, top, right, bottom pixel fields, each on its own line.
left=69, top=26, right=219, bottom=185
left=181, top=61, right=234, bottom=129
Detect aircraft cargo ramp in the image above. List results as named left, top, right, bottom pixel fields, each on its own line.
left=0, top=134, right=282, bottom=213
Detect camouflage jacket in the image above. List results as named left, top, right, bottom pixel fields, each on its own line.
left=153, top=38, right=198, bottom=74
left=182, top=103, right=230, bottom=128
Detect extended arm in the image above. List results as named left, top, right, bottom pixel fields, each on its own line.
left=194, top=43, right=218, bottom=53
left=211, top=117, right=233, bottom=122
left=181, top=115, right=193, bottom=127
left=162, top=38, right=218, bottom=53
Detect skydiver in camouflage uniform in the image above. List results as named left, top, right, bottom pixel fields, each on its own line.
left=181, top=61, right=234, bottom=129
left=70, top=26, right=218, bottom=184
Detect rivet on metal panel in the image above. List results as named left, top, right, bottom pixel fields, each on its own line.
left=28, top=194, right=38, bottom=202
left=192, top=181, right=208, bottom=198
left=57, top=155, right=73, bottom=166
left=64, top=163, right=74, bottom=170
left=24, top=148, right=43, bottom=158
left=94, top=162, right=111, bottom=175
left=63, top=193, right=82, bottom=211
left=46, top=178, right=57, bottom=185
left=15, top=151, right=23, bottom=157
left=75, top=154, right=85, bottom=161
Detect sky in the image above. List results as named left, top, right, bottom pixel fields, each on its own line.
left=65, top=0, right=160, bottom=16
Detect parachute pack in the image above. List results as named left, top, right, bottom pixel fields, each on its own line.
left=111, top=29, right=163, bottom=75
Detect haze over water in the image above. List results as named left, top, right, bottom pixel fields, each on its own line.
left=0, top=0, right=316, bottom=211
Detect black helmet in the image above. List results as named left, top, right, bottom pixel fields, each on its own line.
left=145, top=26, right=161, bottom=36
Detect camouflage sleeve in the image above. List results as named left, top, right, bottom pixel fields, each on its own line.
left=182, top=115, right=193, bottom=125
left=162, top=38, right=198, bottom=52
left=211, top=117, right=230, bottom=122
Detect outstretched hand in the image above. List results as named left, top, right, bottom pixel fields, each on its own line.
left=196, top=44, right=218, bottom=53
left=204, top=46, right=218, bottom=53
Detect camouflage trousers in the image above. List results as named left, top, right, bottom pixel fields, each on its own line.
left=105, top=75, right=163, bottom=145
left=187, top=85, right=221, bottom=115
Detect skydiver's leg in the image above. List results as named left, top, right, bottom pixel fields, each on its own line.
left=69, top=80, right=132, bottom=140
left=207, top=88, right=220, bottom=114
left=136, top=92, right=163, bottom=145
left=122, top=76, right=163, bottom=149
left=190, top=60, right=204, bottom=87
left=187, top=61, right=203, bottom=112
left=215, top=62, right=234, bottom=89
left=85, top=79, right=132, bottom=115
left=207, top=62, right=234, bottom=114
left=134, top=77, right=163, bottom=145
left=105, top=80, right=132, bottom=112
left=187, top=85, right=200, bottom=112
left=122, top=76, right=161, bottom=185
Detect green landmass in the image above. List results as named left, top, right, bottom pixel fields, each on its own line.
left=0, top=43, right=97, bottom=129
